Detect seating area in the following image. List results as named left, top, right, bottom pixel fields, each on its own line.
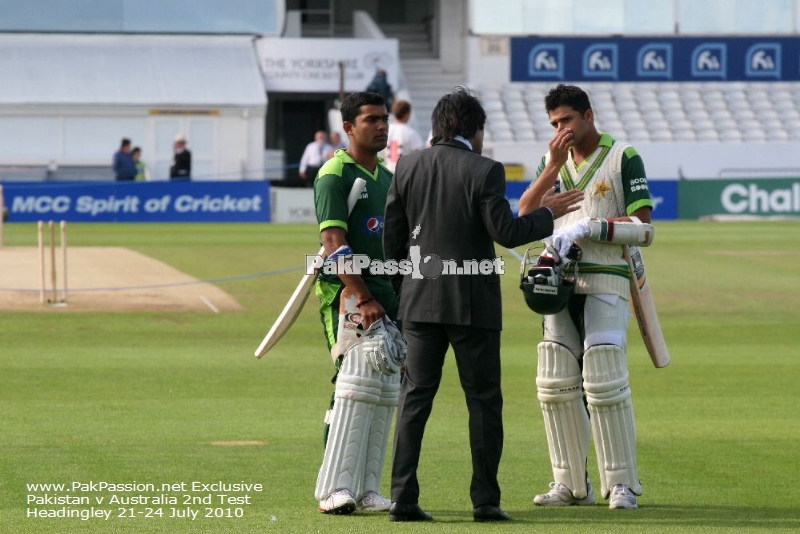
left=480, top=82, right=800, bottom=144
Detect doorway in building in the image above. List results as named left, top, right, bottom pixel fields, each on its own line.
left=267, top=95, right=334, bottom=187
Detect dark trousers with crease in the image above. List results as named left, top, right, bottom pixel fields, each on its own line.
left=390, top=321, right=503, bottom=508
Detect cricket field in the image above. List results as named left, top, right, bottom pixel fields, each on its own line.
left=1, top=221, right=798, bottom=533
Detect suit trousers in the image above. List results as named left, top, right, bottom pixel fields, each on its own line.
left=391, top=321, right=503, bottom=507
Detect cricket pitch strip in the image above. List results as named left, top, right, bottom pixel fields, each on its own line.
left=0, top=246, right=242, bottom=313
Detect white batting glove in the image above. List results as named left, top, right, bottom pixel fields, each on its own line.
left=544, top=217, right=590, bottom=263
left=382, top=318, right=407, bottom=364
left=361, top=320, right=400, bottom=375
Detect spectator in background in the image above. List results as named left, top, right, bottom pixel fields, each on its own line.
left=366, top=69, right=394, bottom=111
left=382, top=100, right=424, bottom=172
left=325, top=131, right=347, bottom=159
left=113, top=138, right=136, bottom=181
left=132, top=147, right=150, bottom=181
left=170, top=134, right=191, bottom=180
left=299, top=130, right=331, bottom=187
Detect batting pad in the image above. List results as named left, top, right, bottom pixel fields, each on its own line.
left=583, top=344, right=642, bottom=498
left=359, top=373, right=400, bottom=499
left=329, top=293, right=361, bottom=362
left=315, top=347, right=381, bottom=501
left=536, top=342, right=591, bottom=499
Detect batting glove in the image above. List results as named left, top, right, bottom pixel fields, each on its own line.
left=545, top=217, right=590, bottom=264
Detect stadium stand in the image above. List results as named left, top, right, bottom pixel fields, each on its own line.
left=479, top=81, right=800, bottom=145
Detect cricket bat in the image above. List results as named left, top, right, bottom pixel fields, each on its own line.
left=254, top=178, right=366, bottom=358
left=624, top=245, right=670, bottom=368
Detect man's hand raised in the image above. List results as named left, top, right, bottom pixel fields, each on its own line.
left=540, top=187, right=584, bottom=219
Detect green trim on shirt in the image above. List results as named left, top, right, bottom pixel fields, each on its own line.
left=627, top=199, right=653, bottom=215
left=573, top=262, right=632, bottom=279
left=319, top=220, right=348, bottom=232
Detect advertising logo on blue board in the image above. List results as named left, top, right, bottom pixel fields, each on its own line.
left=511, top=36, right=800, bottom=83
left=527, top=43, right=564, bottom=79
left=2, top=182, right=270, bottom=222
left=691, top=43, right=727, bottom=79
left=582, top=44, right=618, bottom=79
left=745, top=43, right=781, bottom=79
left=637, top=43, right=672, bottom=79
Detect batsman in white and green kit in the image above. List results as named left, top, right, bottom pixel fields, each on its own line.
left=519, top=84, right=655, bottom=510
left=311, top=91, right=403, bottom=516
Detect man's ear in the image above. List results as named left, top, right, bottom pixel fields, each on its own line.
left=342, top=120, right=354, bottom=136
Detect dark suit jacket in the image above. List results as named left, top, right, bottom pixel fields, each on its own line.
left=170, top=149, right=192, bottom=179
left=383, top=139, right=554, bottom=331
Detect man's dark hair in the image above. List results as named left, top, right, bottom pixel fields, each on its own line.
left=340, top=91, right=386, bottom=124
left=120, top=138, right=131, bottom=148
left=545, top=84, right=592, bottom=115
left=430, top=86, right=486, bottom=145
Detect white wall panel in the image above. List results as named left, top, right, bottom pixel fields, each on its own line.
left=64, top=117, right=145, bottom=159
left=0, top=117, right=60, bottom=159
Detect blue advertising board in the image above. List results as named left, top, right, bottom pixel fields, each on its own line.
left=4, top=179, right=677, bottom=223
left=2, top=181, right=270, bottom=223
left=505, top=180, right=677, bottom=221
left=511, top=37, right=799, bottom=82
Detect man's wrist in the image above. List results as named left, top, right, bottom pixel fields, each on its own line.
left=356, top=296, right=375, bottom=309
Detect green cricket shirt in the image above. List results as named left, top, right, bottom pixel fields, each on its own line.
left=314, top=149, right=394, bottom=295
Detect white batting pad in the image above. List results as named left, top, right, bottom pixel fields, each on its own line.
left=329, top=293, right=361, bottom=362
left=583, top=344, right=642, bottom=498
left=315, top=347, right=381, bottom=501
left=359, top=373, right=400, bottom=498
left=536, top=342, right=591, bottom=498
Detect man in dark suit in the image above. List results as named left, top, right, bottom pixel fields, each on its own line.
left=170, top=134, right=191, bottom=180
left=383, top=87, right=583, bottom=522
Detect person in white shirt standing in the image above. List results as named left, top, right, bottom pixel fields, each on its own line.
left=383, top=100, right=424, bottom=172
left=299, top=130, right=332, bottom=187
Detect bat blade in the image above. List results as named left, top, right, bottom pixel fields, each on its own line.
left=254, top=246, right=322, bottom=358
left=625, top=246, right=670, bottom=368
left=254, top=178, right=367, bottom=358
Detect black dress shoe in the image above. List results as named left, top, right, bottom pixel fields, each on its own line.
left=473, top=504, right=511, bottom=522
left=389, top=502, right=433, bottom=522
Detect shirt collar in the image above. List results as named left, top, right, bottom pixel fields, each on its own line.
left=453, top=135, right=473, bottom=151
left=568, top=131, right=614, bottom=156
left=335, top=148, right=384, bottom=165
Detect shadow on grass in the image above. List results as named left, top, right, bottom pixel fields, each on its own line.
left=501, top=504, right=800, bottom=529
left=341, top=505, right=800, bottom=529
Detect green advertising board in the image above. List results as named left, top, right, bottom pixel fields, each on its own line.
left=678, top=179, right=800, bottom=219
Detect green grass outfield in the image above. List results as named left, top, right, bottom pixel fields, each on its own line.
left=1, top=221, right=799, bottom=533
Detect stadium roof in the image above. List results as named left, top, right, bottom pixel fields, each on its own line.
left=0, top=33, right=266, bottom=107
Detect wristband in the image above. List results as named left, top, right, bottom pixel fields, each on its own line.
left=356, top=297, right=375, bottom=309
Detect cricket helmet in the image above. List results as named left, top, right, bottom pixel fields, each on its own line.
left=519, top=244, right=578, bottom=315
